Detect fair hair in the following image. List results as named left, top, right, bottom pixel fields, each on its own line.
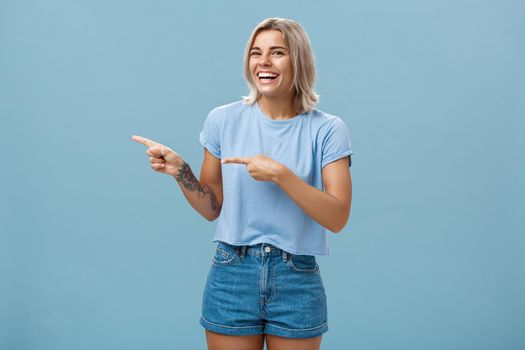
left=241, top=18, right=320, bottom=114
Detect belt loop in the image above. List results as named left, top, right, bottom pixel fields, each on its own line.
left=282, top=250, right=288, bottom=262
left=240, top=246, right=246, bottom=259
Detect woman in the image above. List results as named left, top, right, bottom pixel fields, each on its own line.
left=132, top=17, right=353, bottom=350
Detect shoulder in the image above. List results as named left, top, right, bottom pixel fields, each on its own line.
left=307, top=108, right=349, bottom=133
left=207, top=99, right=251, bottom=119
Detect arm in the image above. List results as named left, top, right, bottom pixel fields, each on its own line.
left=131, top=134, right=223, bottom=222
left=175, top=148, right=223, bottom=222
left=273, top=156, right=352, bottom=233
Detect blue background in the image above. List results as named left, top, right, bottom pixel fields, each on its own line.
left=1, top=0, right=523, bottom=349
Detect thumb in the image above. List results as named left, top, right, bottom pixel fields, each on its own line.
left=147, top=147, right=165, bottom=157
left=159, top=147, right=181, bottom=162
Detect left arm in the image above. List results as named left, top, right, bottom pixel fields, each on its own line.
left=273, top=157, right=352, bottom=233
left=221, top=154, right=353, bottom=233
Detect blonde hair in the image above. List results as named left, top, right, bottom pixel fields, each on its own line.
left=241, top=18, right=320, bottom=114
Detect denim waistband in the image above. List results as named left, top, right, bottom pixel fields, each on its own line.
left=225, top=242, right=290, bottom=262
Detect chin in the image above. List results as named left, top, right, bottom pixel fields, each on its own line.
left=257, top=86, right=280, bottom=95
left=259, top=91, right=281, bottom=98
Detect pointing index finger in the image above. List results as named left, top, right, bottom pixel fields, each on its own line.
left=131, top=135, right=157, bottom=147
left=221, top=157, right=248, bottom=164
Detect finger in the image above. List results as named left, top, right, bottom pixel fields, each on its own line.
left=221, top=157, right=247, bottom=164
left=151, top=162, right=165, bottom=171
left=150, top=157, right=166, bottom=164
left=147, top=147, right=166, bottom=157
left=132, top=135, right=158, bottom=147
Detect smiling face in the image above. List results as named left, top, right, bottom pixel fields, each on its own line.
left=248, top=29, right=295, bottom=100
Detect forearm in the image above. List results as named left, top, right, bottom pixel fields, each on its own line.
left=173, top=161, right=220, bottom=221
left=273, top=166, right=347, bottom=232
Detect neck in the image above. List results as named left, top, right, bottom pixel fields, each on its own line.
left=258, top=95, right=299, bottom=120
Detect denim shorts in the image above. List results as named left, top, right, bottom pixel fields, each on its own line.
left=199, top=241, right=328, bottom=338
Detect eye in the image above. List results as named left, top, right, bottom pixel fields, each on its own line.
left=273, top=51, right=284, bottom=56
left=250, top=51, right=261, bottom=56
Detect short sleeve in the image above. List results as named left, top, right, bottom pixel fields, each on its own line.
left=199, top=109, right=221, bottom=159
left=321, top=117, right=354, bottom=169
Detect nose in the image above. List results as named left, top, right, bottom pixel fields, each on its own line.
left=258, top=52, right=271, bottom=67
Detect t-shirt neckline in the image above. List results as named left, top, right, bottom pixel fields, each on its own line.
left=255, top=101, right=306, bottom=124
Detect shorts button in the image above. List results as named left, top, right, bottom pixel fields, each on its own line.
left=264, top=246, right=271, bottom=253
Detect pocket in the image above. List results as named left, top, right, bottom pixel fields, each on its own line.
left=212, top=241, right=237, bottom=265
left=287, top=254, right=319, bottom=274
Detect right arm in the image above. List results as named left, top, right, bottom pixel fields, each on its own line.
left=132, top=135, right=223, bottom=222
left=174, top=148, right=223, bottom=221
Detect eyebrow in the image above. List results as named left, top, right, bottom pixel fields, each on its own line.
left=250, top=46, right=288, bottom=51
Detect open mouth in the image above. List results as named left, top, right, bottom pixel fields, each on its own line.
left=257, top=72, right=279, bottom=82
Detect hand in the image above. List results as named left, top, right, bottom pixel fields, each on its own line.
left=131, top=135, right=185, bottom=177
left=221, top=154, right=285, bottom=182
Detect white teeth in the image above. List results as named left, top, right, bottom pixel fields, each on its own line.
left=258, top=72, right=278, bottom=78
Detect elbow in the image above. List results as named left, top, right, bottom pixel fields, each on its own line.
left=205, top=208, right=222, bottom=222
left=331, top=208, right=350, bottom=233
left=328, top=219, right=345, bottom=233
left=205, top=213, right=218, bottom=222
left=331, top=223, right=345, bottom=234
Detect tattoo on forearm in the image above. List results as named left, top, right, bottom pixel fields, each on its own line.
left=176, top=162, right=205, bottom=196
left=176, top=161, right=218, bottom=211
left=203, top=183, right=218, bottom=211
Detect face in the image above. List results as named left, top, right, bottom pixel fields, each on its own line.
left=248, top=29, right=294, bottom=99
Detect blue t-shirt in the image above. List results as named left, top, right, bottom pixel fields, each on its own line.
left=199, top=99, right=354, bottom=255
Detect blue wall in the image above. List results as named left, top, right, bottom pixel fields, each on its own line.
left=1, top=0, right=523, bottom=349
